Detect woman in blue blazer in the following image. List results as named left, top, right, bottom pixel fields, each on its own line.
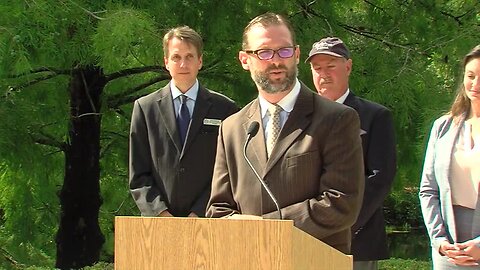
left=420, top=44, right=480, bottom=269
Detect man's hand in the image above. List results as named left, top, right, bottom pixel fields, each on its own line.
left=158, top=210, right=173, bottom=217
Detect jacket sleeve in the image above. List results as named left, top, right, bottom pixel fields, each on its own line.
left=419, top=117, right=450, bottom=251
left=129, top=100, right=167, bottom=217
left=205, top=122, right=239, bottom=218
left=352, top=108, right=396, bottom=233
left=193, top=101, right=239, bottom=217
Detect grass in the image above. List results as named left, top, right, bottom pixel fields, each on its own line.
left=379, top=258, right=432, bottom=270
left=12, top=258, right=432, bottom=269
left=81, top=258, right=432, bottom=270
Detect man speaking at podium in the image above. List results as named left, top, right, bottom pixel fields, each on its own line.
left=206, top=12, right=364, bottom=254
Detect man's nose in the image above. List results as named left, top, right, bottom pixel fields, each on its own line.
left=317, top=70, right=329, bottom=80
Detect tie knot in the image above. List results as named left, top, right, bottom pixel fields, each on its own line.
left=267, top=104, right=282, bottom=116
left=180, top=95, right=188, bottom=104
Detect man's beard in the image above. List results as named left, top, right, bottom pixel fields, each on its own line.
left=251, top=64, right=297, bottom=94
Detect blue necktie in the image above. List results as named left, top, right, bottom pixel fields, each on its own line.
left=177, top=95, right=191, bottom=145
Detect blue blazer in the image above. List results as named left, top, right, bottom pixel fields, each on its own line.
left=419, top=114, right=480, bottom=251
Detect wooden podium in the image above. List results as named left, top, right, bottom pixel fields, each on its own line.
left=115, top=216, right=352, bottom=270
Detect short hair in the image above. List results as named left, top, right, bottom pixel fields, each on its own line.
left=241, top=12, right=296, bottom=50
left=163, top=26, right=203, bottom=57
left=449, top=44, right=480, bottom=119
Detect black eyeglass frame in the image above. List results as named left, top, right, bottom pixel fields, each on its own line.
left=244, top=46, right=298, bottom=60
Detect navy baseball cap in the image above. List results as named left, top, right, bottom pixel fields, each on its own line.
left=305, top=37, right=350, bottom=62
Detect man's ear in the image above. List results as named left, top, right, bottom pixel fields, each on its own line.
left=164, top=57, right=169, bottom=71
left=346, top=59, right=353, bottom=76
left=295, top=46, right=300, bottom=65
left=198, top=54, right=203, bottom=70
left=238, top=51, right=250, bottom=70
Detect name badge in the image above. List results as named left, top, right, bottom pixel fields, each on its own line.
left=203, top=118, right=222, bottom=126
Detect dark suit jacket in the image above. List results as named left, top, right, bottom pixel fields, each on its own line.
left=129, top=83, right=238, bottom=217
left=345, top=92, right=397, bottom=261
left=206, top=83, right=364, bottom=254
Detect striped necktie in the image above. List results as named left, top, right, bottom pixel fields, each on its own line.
left=266, top=104, right=282, bottom=158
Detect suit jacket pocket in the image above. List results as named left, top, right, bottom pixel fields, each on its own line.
left=284, top=151, right=320, bottom=199
left=286, top=150, right=318, bottom=168
left=200, top=124, right=219, bottom=134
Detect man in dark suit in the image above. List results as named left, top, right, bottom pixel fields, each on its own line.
left=129, top=26, right=238, bottom=217
left=206, top=13, right=364, bottom=254
left=306, top=37, right=397, bottom=270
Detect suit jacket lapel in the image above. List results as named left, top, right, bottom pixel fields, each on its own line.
left=438, top=117, right=463, bottom=188
left=344, top=92, right=359, bottom=111
left=157, top=85, right=182, bottom=153
left=181, top=85, right=212, bottom=156
left=435, top=116, right=463, bottom=242
left=265, top=85, right=313, bottom=175
left=344, top=91, right=368, bottom=147
left=243, top=99, right=268, bottom=176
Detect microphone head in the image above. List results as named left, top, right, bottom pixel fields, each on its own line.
left=247, top=121, right=260, bottom=137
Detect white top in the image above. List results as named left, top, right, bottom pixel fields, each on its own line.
left=451, top=122, right=480, bottom=209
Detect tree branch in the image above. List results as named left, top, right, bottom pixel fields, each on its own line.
left=6, top=67, right=70, bottom=78
left=65, top=0, right=106, bottom=20
left=363, top=0, right=390, bottom=17
left=4, top=68, right=71, bottom=97
left=105, top=66, right=167, bottom=82
left=291, top=0, right=317, bottom=19
left=1, top=247, right=25, bottom=268
left=99, top=194, right=130, bottom=214
left=7, top=73, right=60, bottom=91
left=106, top=74, right=170, bottom=109
left=111, top=107, right=130, bottom=120
left=338, top=23, right=427, bottom=55
left=29, top=129, right=67, bottom=152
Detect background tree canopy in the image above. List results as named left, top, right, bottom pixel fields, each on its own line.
left=0, top=0, right=479, bottom=268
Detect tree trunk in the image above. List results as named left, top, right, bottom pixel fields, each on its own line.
left=55, top=66, right=106, bottom=269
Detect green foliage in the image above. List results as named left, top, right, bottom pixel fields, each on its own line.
left=83, top=262, right=114, bottom=270
left=388, top=229, right=431, bottom=261
left=0, top=0, right=479, bottom=267
left=0, top=257, right=433, bottom=270
left=93, top=6, right=162, bottom=72
left=0, top=163, right=57, bottom=267
left=385, top=187, right=424, bottom=229
left=379, top=258, right=431, bottom=270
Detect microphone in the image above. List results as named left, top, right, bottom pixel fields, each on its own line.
left=243, top=121, right=283, bottom=220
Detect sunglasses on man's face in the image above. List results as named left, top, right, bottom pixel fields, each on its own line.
left=244, top=46, right=296, bottom=60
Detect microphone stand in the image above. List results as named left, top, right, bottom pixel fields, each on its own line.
left=243, top=122, right=283, bottom=220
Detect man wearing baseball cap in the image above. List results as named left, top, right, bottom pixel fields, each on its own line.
left=306, top=37, right=397, bottom=270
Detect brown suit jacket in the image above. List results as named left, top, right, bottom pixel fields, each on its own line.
left=129, top=83, right=238, bottom=217
left=206, top=83, right=364, bottom=253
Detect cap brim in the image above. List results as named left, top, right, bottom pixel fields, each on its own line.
left=305, top=51, right=344, bottom=63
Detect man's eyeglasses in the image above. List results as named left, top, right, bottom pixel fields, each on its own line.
left=244, top=46, right=297, bottom=60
